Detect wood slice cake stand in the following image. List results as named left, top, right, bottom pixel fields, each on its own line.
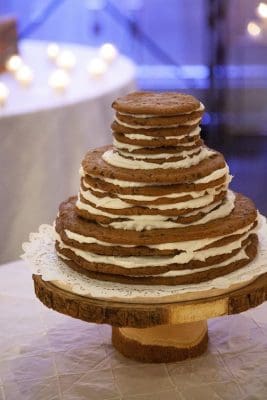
left=33, top=273, right=267, bottom=363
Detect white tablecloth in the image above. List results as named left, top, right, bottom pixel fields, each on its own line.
left=0, top=41, right=136, bottom=263
left=1, top=260, right=267, bottom=400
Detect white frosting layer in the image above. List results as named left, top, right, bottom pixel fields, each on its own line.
left=76, top=191, right=235, bottom=231
left=102, top=147, right=215, bottom=170
left=80, top=166, right=229, bottom=188
left=195, top=166, right=229, bottom=183
left=81, top=187, right=130, bottom=209
left=117, top=147, right=200, bottom=161
left=82, top=178, right=230, bottom=202
left=114, top=137, right=197, bottom=152
left=117, top=103, right=205, bottom=118
left=64, top=219, right=255, bottom=251
left=79, top=166, right=85, bottom=177
left=147, top=249, right=249, bottom=277
left=123, top=126, right=201, bottom=140
left=115, top=116, right=202, bottom=129
left=80, top=186, right=223, bottom=212
left=101, top=176, right=147, bottom=187
left=113, top=138, right=143, bottom=151
left=109, top=192, right=235, bottom=230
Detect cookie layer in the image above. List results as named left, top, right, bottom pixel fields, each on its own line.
left=112, top=92, right=201, bottom=116
left=111, top=120, right=200, bottom=136
left=115, top=109, right=204, bottom=127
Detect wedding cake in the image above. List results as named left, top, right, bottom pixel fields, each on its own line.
left=54, top=92, right=258, bottom=287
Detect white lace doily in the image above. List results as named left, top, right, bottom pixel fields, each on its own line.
left=21, top=218, right=267, bottom=304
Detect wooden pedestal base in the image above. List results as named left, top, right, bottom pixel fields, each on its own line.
left=33, top=273, right=267, bottom=363
left=112, top=321, right=208, bottom=363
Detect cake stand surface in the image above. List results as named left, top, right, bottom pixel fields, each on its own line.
left=33, top=272, right=267, bottom=363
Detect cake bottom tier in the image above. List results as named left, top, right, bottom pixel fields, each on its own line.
left=57, top=234, right=258, bottom=286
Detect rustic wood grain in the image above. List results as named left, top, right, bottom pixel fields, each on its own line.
left=112, top=326, right=208, bottom=363
left=33, top=272, right=267, bottom=328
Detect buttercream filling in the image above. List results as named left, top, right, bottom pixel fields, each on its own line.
left=107, top=196, right=235, bottom=230
left=102, top=147, right=215, bottom=170
left=79, top=166, right=230, bottom=187
left=113, top=137, right=198, bottom=152
left=82, top=178, right=230, bottom=201
left=195, top=166, right=230, bottom=183
left=79, top=186, right=224, bottom=211
left=100, top=176, right=147, bottom=187
left=117, top=147, right=201, bottom=160
left=114, top=116, right=202, bottom=129
left=134, top=249, right=249, bottom=277
left=122, top=126, right=201, bottom=140
left=76, top=191, right=235, bottom=230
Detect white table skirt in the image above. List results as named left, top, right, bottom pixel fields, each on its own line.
left=1, top=260, right=267, bottom=400
left=0, top=41, right=136, bottom=263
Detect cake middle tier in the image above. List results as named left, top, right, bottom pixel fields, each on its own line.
left=81, top=145, right=227, bottom=185
left=77, top=145, right=231, bottom=229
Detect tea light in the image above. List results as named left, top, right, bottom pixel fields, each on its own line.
left=15, top=65, right=34, bottom=86
left=99, top=43, right=118, bottom=64
left=47, top=43, right=60, bottom=61
left=49, top=69, right=70, bottom=91
left=5, top=55, right=23, bottom=73
left=247, top=21, right=261, bottom=36
left=87, top=58, right=107, bottom=78
left=56, top=50, right=76, bottom=70
left=0, top=82, right=9, bottom=106
left=257, top=2, right=267, bottom=18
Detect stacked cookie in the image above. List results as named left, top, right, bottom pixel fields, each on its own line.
left=112, top=92, right=204, bottom=164
left=55, top=92, right=259, bottom=286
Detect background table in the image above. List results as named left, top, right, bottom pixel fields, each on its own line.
left=1, top=260, right=267, bottom=400
left=0, top=40, right=136, bottom=264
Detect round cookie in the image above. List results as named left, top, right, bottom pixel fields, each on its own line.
left=112, top=92, right=201, bottom=116
left=114, top=132, right=200, bottom=149
left=115, top=109, right=204, bottom=127
left=111, top=121, right=199, bottom=136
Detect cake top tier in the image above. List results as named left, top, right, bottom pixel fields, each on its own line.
left=112, top=91, right=202, bottom=116
left=110, top=90, right=208, bottom=173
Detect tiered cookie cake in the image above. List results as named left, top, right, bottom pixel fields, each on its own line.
left=55, top=92, right=259, bottom=287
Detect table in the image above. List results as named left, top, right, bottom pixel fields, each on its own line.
left=0, top=40, right=136, bottom=264
left=1, top=260, right=267, bottom=400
